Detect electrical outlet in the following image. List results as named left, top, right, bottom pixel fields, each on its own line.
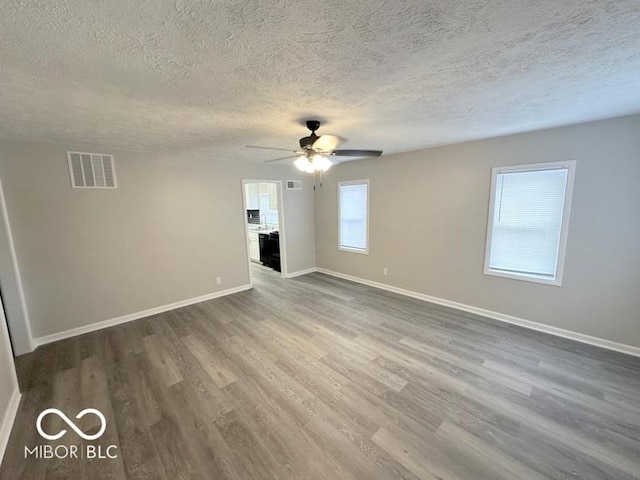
left=383, top=267, right=388, bottom=276
left=216, top=276, right=222, bottom=285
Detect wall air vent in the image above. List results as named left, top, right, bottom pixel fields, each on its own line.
left=286, top=180, right=302, bottom=190
left=67, top=151, right=117, bottom=189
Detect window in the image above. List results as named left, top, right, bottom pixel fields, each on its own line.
left=484, top=160, right=576, bottom=286
left=338, top=180, right=369, bottom=254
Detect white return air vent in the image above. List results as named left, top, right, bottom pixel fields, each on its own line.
left=67, top=151, right=117, bottom=189
left=286, top=180, right=302, bottom=190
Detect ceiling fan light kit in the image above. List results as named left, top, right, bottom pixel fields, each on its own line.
left=249, top=120, right=383, bottom=175
left=295, top=154, right=332, bottom=173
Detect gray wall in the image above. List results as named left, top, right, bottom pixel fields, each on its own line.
left=0, top=141, right=316, bottom=339
left=315, top=114, right=640, bottom=348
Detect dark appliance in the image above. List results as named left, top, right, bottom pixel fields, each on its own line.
left=259, top=231, right=280, bottom=272
left=259, top=232, right=269, bottom=265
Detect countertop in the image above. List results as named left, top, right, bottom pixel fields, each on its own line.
left=248, top=225, right=278, bottom=233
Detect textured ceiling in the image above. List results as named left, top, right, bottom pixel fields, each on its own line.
left=1, top=0, right=639, bottom=163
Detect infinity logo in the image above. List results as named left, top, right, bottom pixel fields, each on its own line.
left=36, top=408, right=107, bottom=441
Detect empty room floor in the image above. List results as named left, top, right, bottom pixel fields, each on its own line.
left=2, top=264, right=640, bottom=479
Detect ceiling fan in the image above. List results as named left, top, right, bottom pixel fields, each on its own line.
left=246, top=120, right=383, bottom=173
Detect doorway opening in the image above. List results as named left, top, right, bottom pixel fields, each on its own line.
left=241, top=180, right=287, bottom=286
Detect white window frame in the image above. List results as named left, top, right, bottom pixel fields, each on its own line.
left=338, top=180, right=370, bottom=255
left=483, top=160, right=576, bottom=286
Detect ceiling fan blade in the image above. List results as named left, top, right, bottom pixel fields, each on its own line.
left=245, top=145, right=296, bottom=152
left=263, top=155, right=299, bottom=163
left=331, top=149, right=383, bottom=157
left=312, top=135, right=342, bottom=152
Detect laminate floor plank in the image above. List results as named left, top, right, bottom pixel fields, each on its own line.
left=141, top=334, right=183, bottom=388
left=435, top=419, right=552, bottom=480
left=448, top=406, right=626, bottom=480
left=2, top=263, right=640, bottom=479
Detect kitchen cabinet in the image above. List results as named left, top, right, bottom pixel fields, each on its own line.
left=257, top=182, right=278, bottom=211
left=258, top=182, right=270, bottom=196
left=245, top=183, right=259, bottom=209
left=248, top=231, right=260, bottom=262
left=246, top=182, right=278, bottom=226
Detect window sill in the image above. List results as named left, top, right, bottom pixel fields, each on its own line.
left=339, top=246, right=369, bottom=255
left=484, top=268, right=563, bottom=286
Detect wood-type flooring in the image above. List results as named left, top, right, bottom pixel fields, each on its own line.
left=2, top=265, right=639, bottom=479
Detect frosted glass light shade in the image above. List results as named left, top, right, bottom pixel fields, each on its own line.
left=295, top=154, right=332, bottom=173
left=313, top=154, right=332, bottom=172
left=294, top=156, right=312, bottom=172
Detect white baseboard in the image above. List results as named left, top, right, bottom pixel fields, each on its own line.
left=316, top=268, right=640, bottom=358
left=0, top=386, right=21, bottom=464
left=33, top=284, right=252, bottom=347
left=285, top=267, right=318, bottom=279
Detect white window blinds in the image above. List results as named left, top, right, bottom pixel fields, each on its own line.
left=485, top=161, right=575, bottom=285
left=339, top=181, right=368, bottom=253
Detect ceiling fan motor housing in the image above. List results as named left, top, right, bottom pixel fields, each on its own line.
left=306, top=120, right=321, bottom=132
left=300, top=120, right=322, bottom=150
